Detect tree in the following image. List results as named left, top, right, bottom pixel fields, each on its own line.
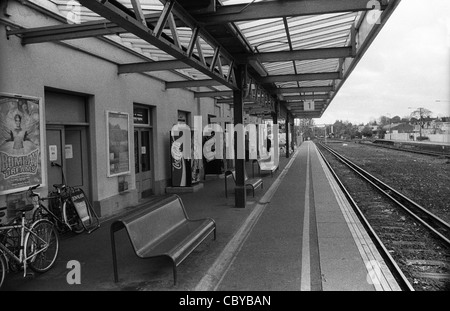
left=361, top=126, right=373, bottom=138
left=410, top=108, right=433, bottom=138
left=331, top=120, right=358, bottom=139
left=296, top=118, right=315, bottom=139
left=392, top=115, right=401, bottom=123
left=379, top=115, right=390, bottom=127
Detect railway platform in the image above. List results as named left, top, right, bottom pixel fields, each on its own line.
left=1, top=141, right=402, bottom=292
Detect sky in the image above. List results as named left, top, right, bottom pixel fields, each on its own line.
left=317, top=0, right=450, bottom=125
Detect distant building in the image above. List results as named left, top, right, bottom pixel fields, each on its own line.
left=383, top=123, right=414, bottom=133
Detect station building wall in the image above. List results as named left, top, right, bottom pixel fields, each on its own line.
left=0, top=3, right=217, bottom=218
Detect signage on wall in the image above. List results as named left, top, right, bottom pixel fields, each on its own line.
left=106, top=111, right=131, bottom=177
left=65, top=144, right=73, bottom=159
left=133, top=107, right=149, bottom=125
left=49, top=145, right=58, bottom=161
left=0, top=93, right=46, bottom=195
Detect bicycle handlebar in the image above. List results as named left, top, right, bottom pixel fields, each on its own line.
left=50, top=162, right=66, bottom=186
left=29, top=184, right=40, bottom=191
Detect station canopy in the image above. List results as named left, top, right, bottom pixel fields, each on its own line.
left=8, top=0, right=401, bottom=119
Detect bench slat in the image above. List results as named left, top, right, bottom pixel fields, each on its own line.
left=124, top=199, right=187, bottom=254
left=140, top=219, right=215, bottom=264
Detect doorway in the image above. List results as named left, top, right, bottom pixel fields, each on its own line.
left=45, top=89, right=91, bottom=200
left=133, top=105, right=153, bottom=200
left=46, top=126, right=90, bottom=199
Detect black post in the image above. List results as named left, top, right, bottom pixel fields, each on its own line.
left=286, top=113, right=290, bottom=158
left=233, top=64, right=246, bottom=208
left=272, top=103, right=278, bottom=157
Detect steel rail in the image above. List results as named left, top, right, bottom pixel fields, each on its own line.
left=362, top=141, right=450, bottom=159
left=315, top=143, right=414, bottom=291
left=318, top=142, right=450, bottom=247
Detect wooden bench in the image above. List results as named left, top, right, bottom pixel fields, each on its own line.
left=224, top=170, right=263, bottom=198
left=252, top=156, right=278, bottom=177
left=110, top=194, right=216, bottom=285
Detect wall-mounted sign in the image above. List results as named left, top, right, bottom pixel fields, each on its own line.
left=0, top=93, right=45, bottom=195
left=106, top=111, right=130, bottom=177
left=304, top=100, right=315, bottom=111
left=49, top=145, right=58, bottom=161
left=65, top=144, right=73, bottom=159
left=133, top=107, right=149, bottom=125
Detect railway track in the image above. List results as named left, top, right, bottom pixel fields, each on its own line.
left=361, top=141, right=450, bottom=159
left=324, top=138, right=450, bottom=159
left=316, top=142, right=450, bottom=291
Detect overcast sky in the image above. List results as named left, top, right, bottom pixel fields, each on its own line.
left=317, top=0, right=450, bottom=125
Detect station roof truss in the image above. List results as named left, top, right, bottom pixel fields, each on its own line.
left=6, top=0, right=401, bottom=120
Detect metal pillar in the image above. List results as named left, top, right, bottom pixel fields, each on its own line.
left=272, top=104, right=278, bottom=155
left=233, top=65, right=246, bottom=208
left=285, top=113, right=290, bottom=158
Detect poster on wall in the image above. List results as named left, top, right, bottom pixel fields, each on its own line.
left=106, top=111, right=131, bottom=177
left=191, top=131, right=201, bottom=185
left=0, top=93, right=45, bottom=195
left=170, top=130, right=192, bottom=187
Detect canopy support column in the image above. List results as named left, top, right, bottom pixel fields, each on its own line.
left=233, top=65, right=247, bottom=208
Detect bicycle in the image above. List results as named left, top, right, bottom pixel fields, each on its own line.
left=0, top=204, right=59, bottom=289
left=32, top=162, right=85, bottom=234
left=32, top=162, right=100, bottom=234
left=31, top=183, right=84, bottom=234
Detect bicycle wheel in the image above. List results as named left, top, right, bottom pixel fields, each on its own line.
left=25, top=219, right=59, bottom=273
left=0, top=251, right=6, bottom=289
left=44, top=199, right=68, bottom=233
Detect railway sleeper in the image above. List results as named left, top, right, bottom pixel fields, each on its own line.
left=412, top=272, right=450, bottom=280
left=406, top=260, right=450, bottom=268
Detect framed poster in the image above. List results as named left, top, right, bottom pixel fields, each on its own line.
left=106, top=111, right=130, bottom=177
left=0, top=93, right=45, bottom=195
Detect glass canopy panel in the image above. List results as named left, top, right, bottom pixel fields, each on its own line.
left=295, top=59, right=340, bottom=74
left=264, top=62, right=295, bottom=76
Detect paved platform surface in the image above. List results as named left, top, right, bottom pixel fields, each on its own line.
left=1, top=142, right=400, bottom=291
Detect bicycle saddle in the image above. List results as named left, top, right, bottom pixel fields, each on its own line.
left=53, top=184, right=66, bottom=190
left=17, top=204, right=34, bottom=212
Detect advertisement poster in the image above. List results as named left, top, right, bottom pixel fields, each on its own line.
left=191, top=131, right=201, bottom=185
left=0, top=93, right=44, bottom=195
left=106, top=111, right=130, bottom=177
left=170, top=130, right=191, bottom=187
